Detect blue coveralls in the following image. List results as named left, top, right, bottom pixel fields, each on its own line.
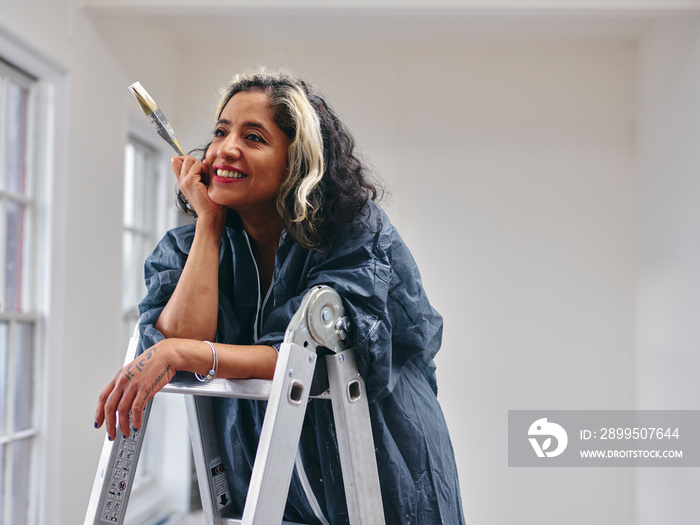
left=137, top=202, right=465, bottom=524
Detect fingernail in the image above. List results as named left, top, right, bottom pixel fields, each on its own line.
left=122, top=435, right=127, bottom=439
left=108, top=436, right=113, bottom=441
left=132, top=427, right=138, bottom=433
left=94, top=421, right=98, bottom=429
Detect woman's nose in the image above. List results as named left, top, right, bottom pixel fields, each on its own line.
left=218, top=134, right=241, bottom=159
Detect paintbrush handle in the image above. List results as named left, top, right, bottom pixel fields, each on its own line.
left=147, top=108, right=185, bottom=155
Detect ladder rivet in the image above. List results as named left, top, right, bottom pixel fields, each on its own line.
left=289, top=370, right=295, bottom=378
left=338, top=355, right=345, bottom=362
left=308, top=355, right=314, bottom=363
left=321, top=306, right=332, bottom=323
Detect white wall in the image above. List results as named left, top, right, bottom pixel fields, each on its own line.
left=400, top=40, right=638, bottom=524
left=636, top=16, right=700, bottom=524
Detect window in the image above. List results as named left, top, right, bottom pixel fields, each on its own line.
left=0, top=58, right=41, bottom=525
left=122, top=137, right=163, bottom=348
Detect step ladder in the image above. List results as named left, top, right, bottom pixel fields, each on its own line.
left=85, top=285, right=385, bottom=525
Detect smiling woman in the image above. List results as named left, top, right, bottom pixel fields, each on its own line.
left=95, top=68, right=465, bottom=524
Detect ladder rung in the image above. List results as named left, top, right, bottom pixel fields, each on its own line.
left=162, top=376, right=273, bottom=400
left=162, top=376, right=330, bottom=401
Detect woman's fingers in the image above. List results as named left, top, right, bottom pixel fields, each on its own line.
left=97, top=370, right=131, bottom=440
left=199, top=159, right=211, bottom=186
left=99, top=378, right=122, bottom=441
left=171, top=155, right=221, bottom=217
left=94, top=377, right=115, bottom=431
left=95, top=344, right=176, bottom=440
left=173, top=155, right=205, bottom=186
left=117, top=387, right=138, bottom=439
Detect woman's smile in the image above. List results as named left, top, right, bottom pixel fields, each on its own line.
left=212, top=166, right=248, bottom=182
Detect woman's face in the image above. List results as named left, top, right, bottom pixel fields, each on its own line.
left=205, top=90, right=290, bottom=217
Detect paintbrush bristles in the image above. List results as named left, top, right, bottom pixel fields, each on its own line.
left=128, top=82, right=158, bottom=115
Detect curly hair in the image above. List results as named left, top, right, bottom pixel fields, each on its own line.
left=176, top=68, right=382, bottom=250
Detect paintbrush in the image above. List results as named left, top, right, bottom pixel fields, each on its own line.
left=128, top=82, right=185, bottom=155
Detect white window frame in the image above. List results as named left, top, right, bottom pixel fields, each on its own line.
left=0, top=35, right=61, bottom=525
left=0, top=56, right=43, bottom=525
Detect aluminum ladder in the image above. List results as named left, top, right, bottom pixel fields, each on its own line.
left=85, top=285, right=385, bottom=524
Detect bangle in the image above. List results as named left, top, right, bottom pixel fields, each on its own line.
left=195, top=341, right=218, bottom=382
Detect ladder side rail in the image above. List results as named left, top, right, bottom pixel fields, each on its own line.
left=240, top=340, right=317, bottom=525
left=84, top=326, right=153, bottom=525
left=326, top=350, right=385, bottom=525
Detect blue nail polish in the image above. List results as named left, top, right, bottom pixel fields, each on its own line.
left=122, top=434, right=127, bottom=439
left=94, top=421, right=98, bottom=429
left=132, top=427, right=138, bottom=433
left=108, top=436, right=113, bottom=441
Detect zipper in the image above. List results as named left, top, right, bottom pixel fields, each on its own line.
left=243, top=231, right=265, bottom=341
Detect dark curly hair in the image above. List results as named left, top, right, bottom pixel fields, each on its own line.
left=176, top=68, right=382, bottom=251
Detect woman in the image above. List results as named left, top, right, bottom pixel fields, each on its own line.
left=95, top=69, right=465, bottom=524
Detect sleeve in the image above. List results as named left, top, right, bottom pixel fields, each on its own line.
left=136, top=225, right=195, bottom=356
left=257, top=216, right=443, bottom=403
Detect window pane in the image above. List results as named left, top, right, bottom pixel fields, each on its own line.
left=133, top=146, right=147, bottom=228
left=6, top=81, right=29, bottom=196
left=141, top=154, right=155, bottom=232
left=124, top=143, right=135, bottom=227
left=0, top=444, right=5, bottom=517
left=4, top=201, right=25, bottom=312
left=0, top=322, right=7, bottom=434
left=11, top=439, right=31, bottom=525
left=122, top=231, right=134, bottom=310
left=13, top=322, right=34, bottom=432
left=133, top=233, right=147, bottom=306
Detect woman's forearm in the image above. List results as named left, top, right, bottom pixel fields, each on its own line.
left=168, top=339, right=278, bottom=380
left=155, top=213, right=226, bottom=340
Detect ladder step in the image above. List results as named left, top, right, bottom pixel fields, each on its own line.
left=162, top=376, right=273, bottom=400
left=162, top=376, right=330, bottom=400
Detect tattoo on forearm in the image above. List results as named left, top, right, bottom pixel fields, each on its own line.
left=142, top=365, right=171, bottom=404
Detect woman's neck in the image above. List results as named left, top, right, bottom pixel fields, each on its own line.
left=240, top=210, right=284, bottom=290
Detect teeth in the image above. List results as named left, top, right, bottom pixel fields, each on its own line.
left=217, top=169, right=245, bottom=179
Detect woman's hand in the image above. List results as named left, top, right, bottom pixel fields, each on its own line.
left=94, top=341, right=176, bottom=440
left=172, top=155, right=226, bottom=220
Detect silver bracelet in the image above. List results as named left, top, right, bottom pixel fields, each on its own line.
left=195, top=341, right=218, bottom=382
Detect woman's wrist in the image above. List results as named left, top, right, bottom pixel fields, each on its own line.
left=195, top=209, right=226, bottom=239
left=159, top=338, right=190, bottom=372
left=159, top=338, right=214, bottom=378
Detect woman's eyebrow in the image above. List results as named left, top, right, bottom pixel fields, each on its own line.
left=216, top=118, right=269, bottom=132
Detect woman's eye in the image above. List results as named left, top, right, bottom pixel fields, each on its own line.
left=245, top=133, right=265, bottom=143
left=214, top=128, right=226, bottom=138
